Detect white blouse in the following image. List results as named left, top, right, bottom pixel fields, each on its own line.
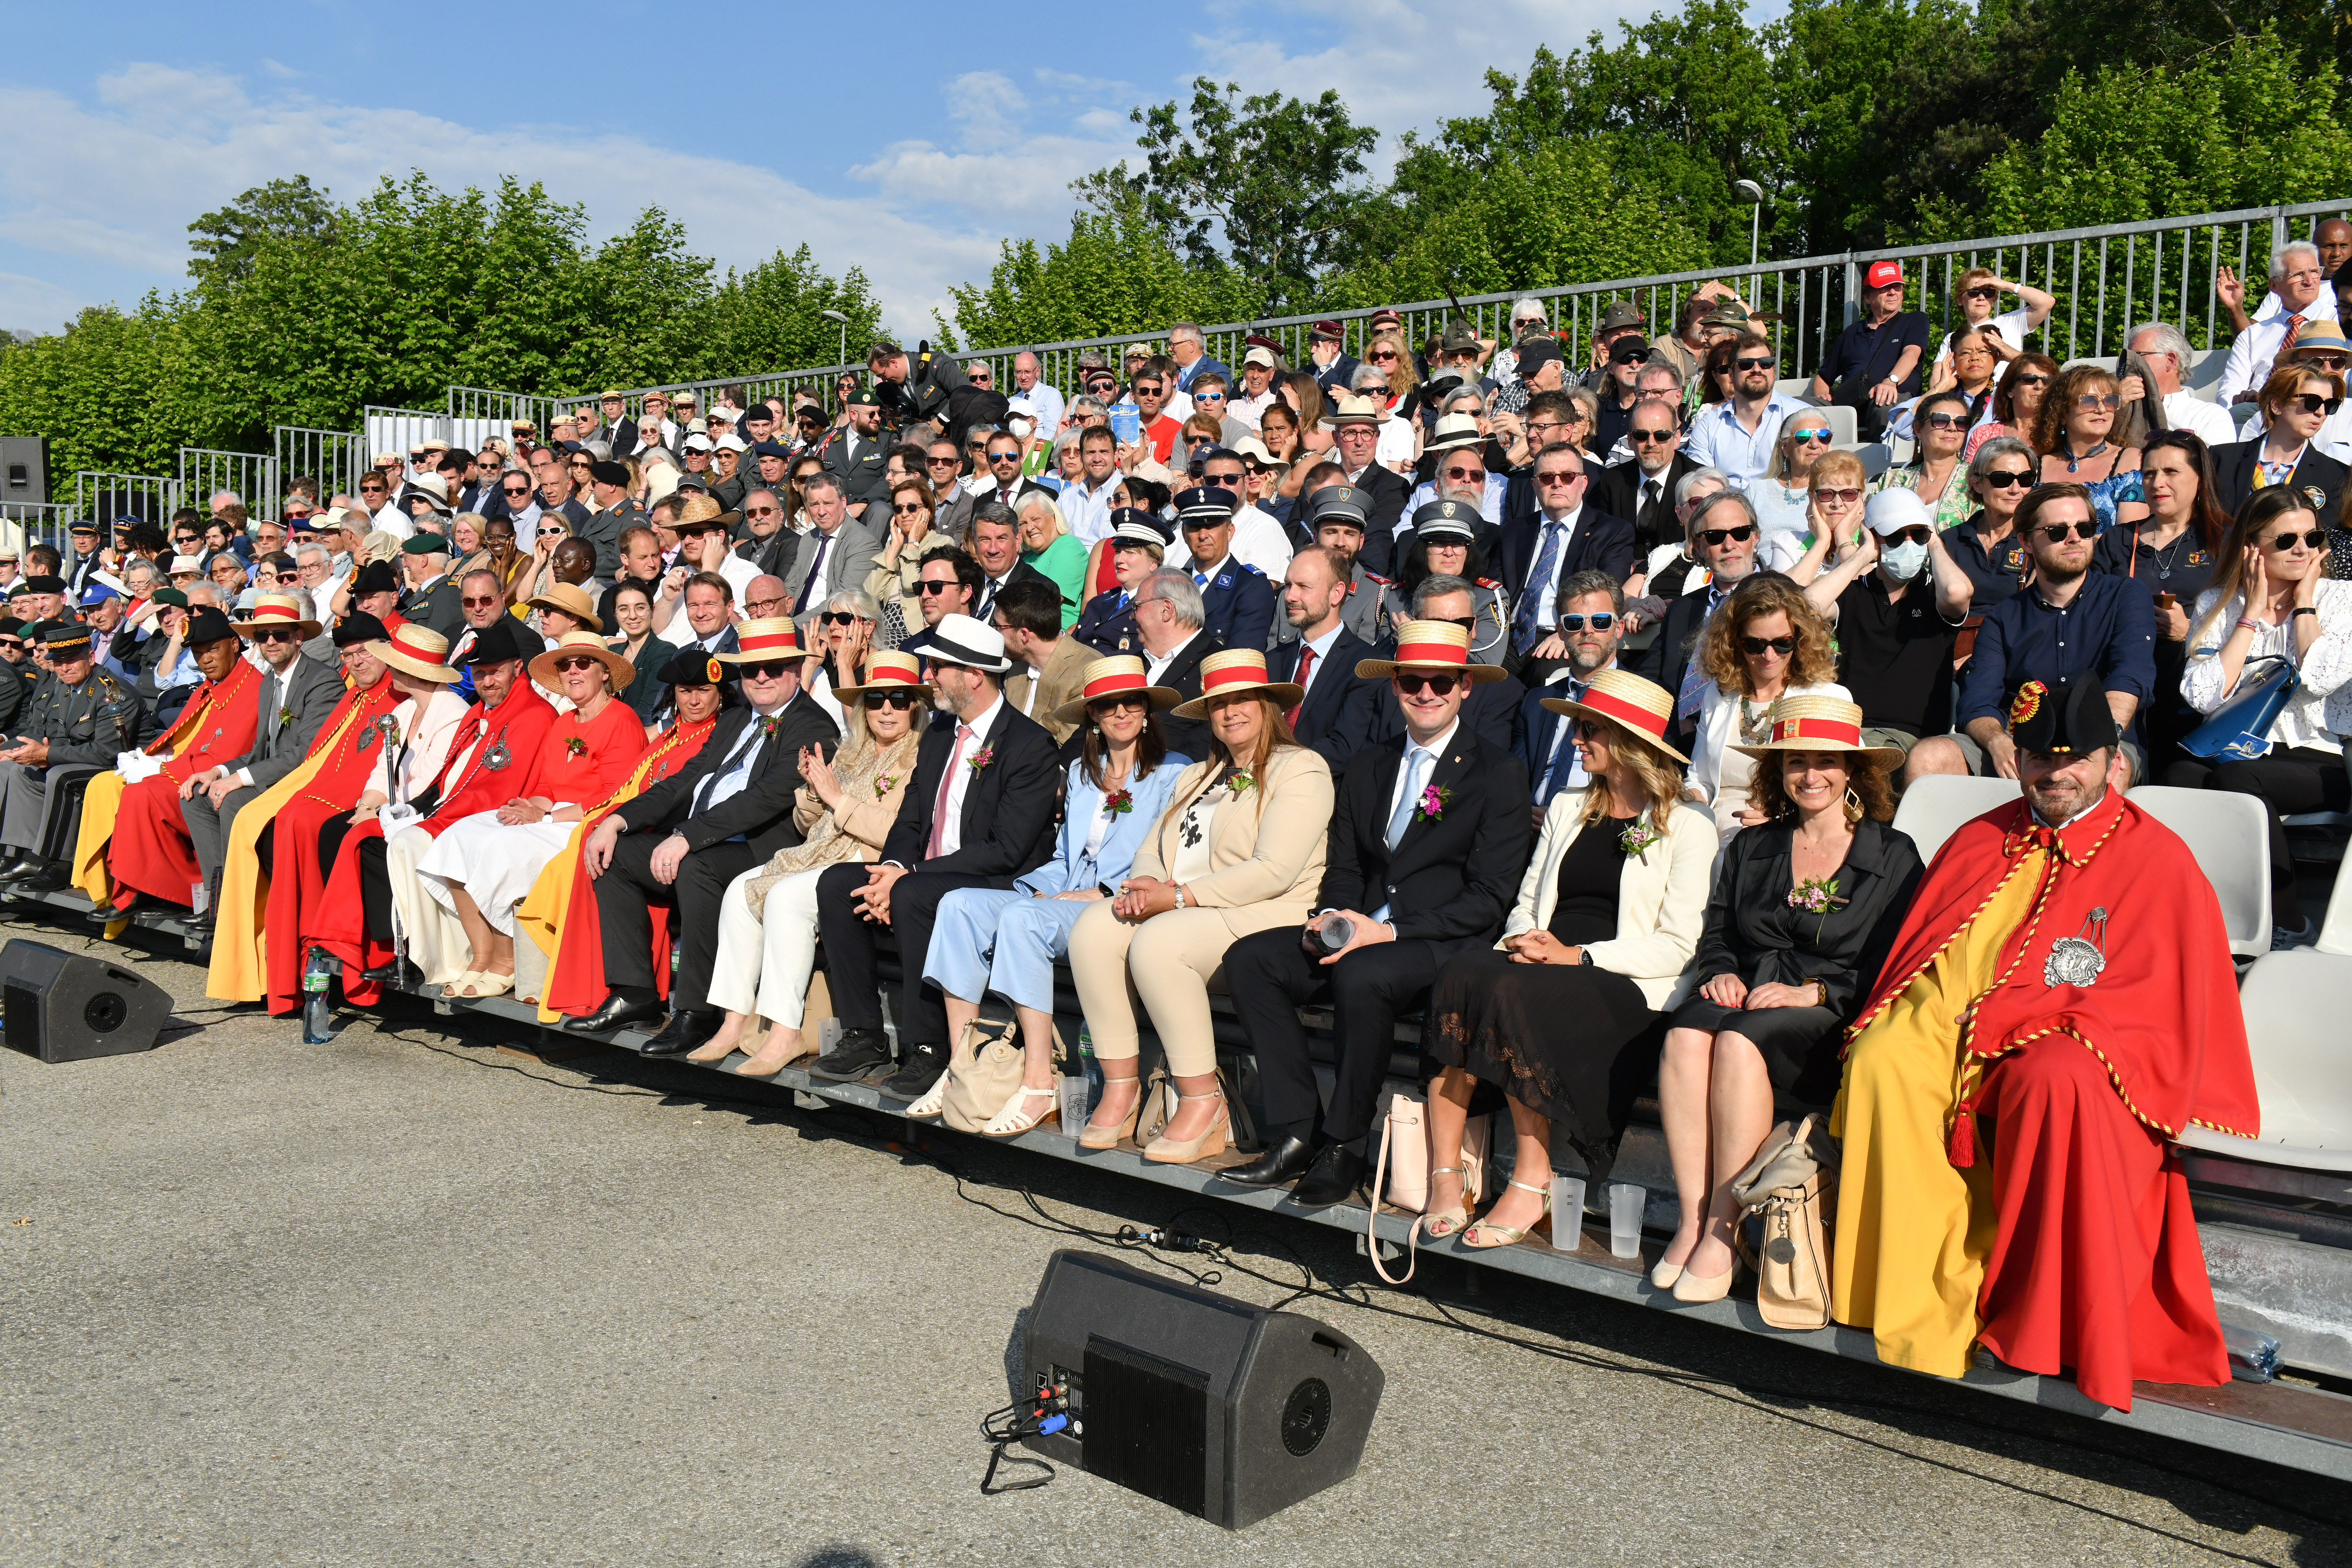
left=367, top=688, right=474, bottom=803
left=2184, top=579, right=2352, bottom=751
left=1167, top=791, right=1226, bottom=885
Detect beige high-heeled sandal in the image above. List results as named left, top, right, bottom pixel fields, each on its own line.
left=1462, top=1178, right=1552, bottom=1250
left=1142, top=1091, right=1229, bottom=1165
left=904, top=1070, right=951, bottom=1119
left=984, top=1085, right=1060, bottom=1138
left=1079, top=1078, right=1143, bottom=1151
left=1421, top=1167, right=1473, bottom=1240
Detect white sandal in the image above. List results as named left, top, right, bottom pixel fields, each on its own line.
left=904, top=1070, right=952, bottom=1119
left=983, top=1085, right=1061, bottom=1138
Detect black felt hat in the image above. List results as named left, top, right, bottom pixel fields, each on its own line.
left=2007, top=679, right=2121, bottom=755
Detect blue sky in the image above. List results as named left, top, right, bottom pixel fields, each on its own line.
left=1, top=0, right=1680, bottom=341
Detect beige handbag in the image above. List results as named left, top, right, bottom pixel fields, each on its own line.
left=939, top=1015, right=1027, bottom=1134
left=1730, top=1113, right=1838, bottom=1331
left=1365, top=1090, right=1490, bottom=1285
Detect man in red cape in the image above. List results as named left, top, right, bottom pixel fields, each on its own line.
left=309, top=618, right=556, bottom=1006
left=1832, top=680, right=2260, bottom=1411
left=105, top=606, right=262, bottom=916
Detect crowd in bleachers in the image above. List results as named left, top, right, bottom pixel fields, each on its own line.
left=14, top=241, right=2352, bottom=1412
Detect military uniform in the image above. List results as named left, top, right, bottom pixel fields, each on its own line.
left=822, top=390, right=893, bottom=516
left=1339, top=564, right=1399, bottom=646
left=0, top=655, right=144, bottom=866
left=399, top=574, right=466, bottom=640
left=1073, top=584, right=1143, bottom=655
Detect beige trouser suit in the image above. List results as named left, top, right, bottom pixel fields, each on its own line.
left=1070, top=745, right=1333, bottom=1076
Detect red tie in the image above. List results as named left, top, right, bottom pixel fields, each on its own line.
left=1287, top=644, right=1315, bottom=725
left=2284, top=313, right=2308, bottom=356
left=927, top=723, right=973, bottom=858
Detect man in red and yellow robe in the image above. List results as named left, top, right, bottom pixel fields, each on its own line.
left=1833, top=681, right=2260, bottom=1410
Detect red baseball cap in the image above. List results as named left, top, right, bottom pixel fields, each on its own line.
left=1865, top=260, right=1904, bottom=290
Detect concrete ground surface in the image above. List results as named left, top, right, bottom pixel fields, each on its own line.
left=4, top=925, right=2350, bottom=1568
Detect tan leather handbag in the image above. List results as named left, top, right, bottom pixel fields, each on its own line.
left=1366, top=1090, right=1490, bottom=1285
left=1730, top=1113, right=1838, bottom=1331
left=940, top=1015, right=1028, bottom=1134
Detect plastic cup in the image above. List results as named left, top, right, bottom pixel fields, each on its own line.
left=1059, top=1074, right=1092, bottom=1135
left=1608, top=1182, right=1645, bottom=1259
left=1551, top=1176, right=1585, bottom=1252
left=818, top=1017, right=843, bottom=1054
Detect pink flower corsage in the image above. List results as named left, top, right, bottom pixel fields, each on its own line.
left=1415, top=782, right=1452, bottom=822
left=967, top=746, right=996, bottom=773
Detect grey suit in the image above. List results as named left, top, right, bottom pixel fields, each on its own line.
left=180, top=653, right=344, bottom=904
left=781, top=518, right=884, bottom=628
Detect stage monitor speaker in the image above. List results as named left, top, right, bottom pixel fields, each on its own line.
left=0, top=940, right=173, bottom=1062
left=1020, top=1249, right=1382, bottom=1528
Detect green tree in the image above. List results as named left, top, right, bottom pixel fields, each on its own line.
left=185, top=175, right=336, bottom=291
left=941, top=193, right=1263, bottom=350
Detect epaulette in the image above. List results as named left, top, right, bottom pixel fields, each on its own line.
left=1361, top=571, right=1394, bottom=587
left=1476, top=577, right=1502, bottom=590
left=1237, top=563, right=1266, bottom=578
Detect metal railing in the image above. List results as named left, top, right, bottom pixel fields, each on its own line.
left=74, top=472, right=177, bottom=530
left=274, top=427, right=368, bottom=505
left=177, top=448, right=279, bottom=520
left=0, top=501, right=69, bottom=557
left=473, top=199, right=2350, bottom=424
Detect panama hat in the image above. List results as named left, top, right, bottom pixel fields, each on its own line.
left=1169, top=647, right=1304, bottom=719
left=714, top=617, right=805, bottom=666
left=369, top=621, right=461, bottom=685
left=1728, top=694, right=1906, bottom=765
left=1050, top=655, right=1181, bottom=726
left=913, top=612, right=1014, bottom=675
left=1538, top=667, right=1691, bottom=765
left=526, top=581, right=604, bottom=632
left=1354, top=619, right=1507, bottom=685
left=527, top=629, right=634, bottom=692
left=834, top=647, right=934, bottom=699
left=232, top=593, right=322, bottom=641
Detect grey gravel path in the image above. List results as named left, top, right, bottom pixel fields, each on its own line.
left=2, top=925, right=2347, bottom=1567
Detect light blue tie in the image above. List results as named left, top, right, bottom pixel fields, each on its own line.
left=1388, top=748, right=1430, bottom=850
left=1512, top=520, right=1565, bottom=653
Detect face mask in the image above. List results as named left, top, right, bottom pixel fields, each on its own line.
left=1008, top=417, right=1033, bottom=440
left=1879, top=538, right=1928, bottom=580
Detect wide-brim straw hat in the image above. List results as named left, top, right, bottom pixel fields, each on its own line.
left=1050, top=655, right=1181, bottom=725
left=1538, top=667, right=1691, bottom=765
left=527, top=629, right=634, bottom=692
left=526, top=581, right=604, bottom=632
left=368, top=620, right=461, bottom=685
left=715, top=617, right=805, bottom=665
left=1355, top=620, right=1507, bottom=685
left=834, top=648, right=935, bottom=699
left=233, top=593, right=322, bottom=641
left=1729, top=694, right=1907, bottom=765
left=1170, top=647, right=1303, bottom=719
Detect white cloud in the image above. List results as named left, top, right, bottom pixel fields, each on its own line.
left=846, top=65, right=1138, bottom=227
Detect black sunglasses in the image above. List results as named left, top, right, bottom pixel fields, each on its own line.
left=1089, top=692, right=1151, bottom=713
left=862, top=689, right=918, bottom=710
left=739, top=660, right=793, bottom=680
left=1557, top=613, right=1616, bottom=631
left=251, top=627, right=300, bottom=644
left=2270, top=528, right=2329, bottom=551
left=1699, top=525, right=1756, bottom=545
left=2037, top=520, right=2098, bottom=542
left=1740, top=635, right=1796, bottom=656
left=553, top=655, right=601, bottom=673
left=1630, top=428, right=1679, bottom=445
left=915, top=580, right=958, bottom=595
left=1734, top=355, right=1775, bottom=371
left=820, top=611, right=861, bottom=626
left=1921, top=412, right=1966, bottom=430
left=1983, top=470, right=2034, bottom=489
left=1879, top=526, right=1933, bottom=546
left=2288, top=393, right=2346, bottom=417
left=1394, top=672, right=1461, bottom=696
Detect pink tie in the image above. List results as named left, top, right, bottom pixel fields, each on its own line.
left=927, top=723, right=973, bottom=858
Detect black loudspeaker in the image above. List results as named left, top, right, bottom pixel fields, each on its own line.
left=1019, top=1249, right=1383, bottom=1528
left=0, top=940, right=173, bottom=1062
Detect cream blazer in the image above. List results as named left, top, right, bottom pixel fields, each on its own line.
left=368, top=687, right=474, bottom=803
left=1133, top=744, right=1332, bottom=932
left=1502, top=790, right=1718, bottom=1010
left=1688, top=678, right=1849, bottom=806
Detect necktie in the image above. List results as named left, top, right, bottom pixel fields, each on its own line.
left=691, top=718, right=765, bottom=814
left=2283, top=313, right=2307, bottom=357
left=1388, top=748, right=1429, bottom=850
left=1194, top=569, right=1210, bottom=587
left=1674, top=590, right=1726, bottom=719
left=927, top=722, right=974, bottom=858
left=794, top=530, right=833, bottom=615
left=1643, top=479, right=1662, bottom=523
left=264, top=672, right=285, bottom=745
left=1287, top=643, right=1316, bottom=725
left=1512, top=520, right=1566, bottom=653
left=1538, top=678, right=1586, bottom=803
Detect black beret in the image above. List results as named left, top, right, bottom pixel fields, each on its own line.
left=334, top=612, right=389, bottom=648
left=183, top=606, right=240, bottom=646
left=588, top=460, right=632, bottom=488
left=353, top=561, right=399, bottom=596
left=21, top=575, right=64, bottom=594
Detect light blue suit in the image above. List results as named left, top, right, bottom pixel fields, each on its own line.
left=924, top=754, right=1191, bottom=1013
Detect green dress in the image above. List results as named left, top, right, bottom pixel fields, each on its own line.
left=1024, top=534, right=1089, bottom=629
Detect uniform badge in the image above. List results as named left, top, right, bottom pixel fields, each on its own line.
left=2044, top=907, right=2109, bottom=989
left=357, top=726, right=378, bottom=752
left=484, top=741, right=511, bottom=770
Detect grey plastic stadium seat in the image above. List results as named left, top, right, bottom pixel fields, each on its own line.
left=2128, top=785, right=2274, bottom=956
left=1889, top=775, right=2019, bottom=865
left=2175, top=948, right=2352, bottom=1167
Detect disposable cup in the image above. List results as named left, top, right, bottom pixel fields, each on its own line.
left=1551, top=1176, right=1585, bottom=1251
left=1059, top=1074, right=1092, bottom=1135
left=1608, top=1182, right=1645, bottom=1259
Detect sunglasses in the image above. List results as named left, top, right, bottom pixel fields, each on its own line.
left=915, top=579, right=958, bottom=595
left=862, top=689, right=918, bottom=710
left=1535, top=469, right=1583, bottom=486
left=1089, top=692, right=1151, bottom=714
left=1443, top=466, right=1486, bottom=482
left=502, top=485, right=532, bottom=496
left=1394, top=672, right=1462, bottom=696
left=1367, top=349, right=1400, bottom=362
left=2298, top=354, right=2350, bottom=371
left=1571, top=719, right=1608, bottom=741
left=2269, top=528, right=2329, bottom=551
left=892, top=501, right=927, bottom=515
left=745, top=506, right=780, bottom=517
left=1631, top=428, right=1680, bottom=445
left=1921, top=412, right=1966, bottom=430
left=1557, top=613, right=1616, bottom=631
left=1965, top=286, right=1999, bottom=300
left=1734, top=355, right=1775, bottom=371
left=538, top=526, right=567, bottom=537
left=2037, top=520, right=2098, bottom=542
left=2075, top=393, right=2121, bottom=412
left=1133, top=383, right=1163, bottom=395
left=739, top=660, right=793, bottom=680
left=462, top=595, right=500, bottom=609
left=989, top=449, right=1021, bottom=463
left=1740, top=635, right=1796, bottom=656
left=1814, top=486, right=1863, bottom=505
left=1786, top=428, right=1833, bottom=445
left=553, top=655, right=601, bottom=673
left=1195, top=390, right=1226, bottom=401
left=2288, top=393, right=2346, bottom=416
left=1983, top=470, right=2034, bottom=489
left=2011, top=373, right=2051, bottom=387
left=1699, top=524, right=1757, bottom=545
left=1880, top=526, right=1933, bottom=545
left=926, top=455, right=960, bottom=467
left=251, top=627, right=302, bottom=644
left=819, top=611, right=861, bottom=626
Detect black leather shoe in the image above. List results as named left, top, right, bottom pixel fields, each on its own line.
left=876, top=1040, right=947, bottom=1099
left=361, top=958, right=427, bottom=989
left=1290, top=1144, right=1370, bottom=1208
left=91, top=892, right=161, bottom=927
left=806, top=1028, right=894, bottom=1082
left=562, top=986, right=665, bottom=1034
left=0, top=850, right=35, bottom=882
left=640, top=1009, right=719, bottom=1057
left=17, top=861, right=69, bottom=893
left=1217, top=1134, right=1317, bottom=1188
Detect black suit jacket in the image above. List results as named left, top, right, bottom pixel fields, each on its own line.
left=1629, top=586, right=1715, bottom=745
left=2211, top=439, right=2349, bottom=522
left=974, top=559, right=1059, bottom=620
left=614, top=691, right=841, bottom=858
left=1373, top=671, right=1525, bottom=757
left=1149, top=631, right=1220, bottom=761
left=1318, top=727, right=1531, bottom=948
left=881, top=698, right=1061, bottom=876
left=1496, top=505, right=1640, bottom=622
left=1345, top=466, right=1412, bottom=577
left=1691, top=817, right=1925, bottom=1018
left=1590, top=454, right=1698, bottom=556
left=1271, top=628, right=1383, bottom=777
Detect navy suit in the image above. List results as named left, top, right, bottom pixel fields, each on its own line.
left=1271, top=629, right=1384, bottom=778
left=1190, top=556, right=1277, bottom=654
left=1628, top=586, right=1718, bottom=748
left=1497, top=504, right=1640, bottom=612
left=1375, top=670, right=1525, bottom=757
left=1072, top=584, right=1141, bottom=655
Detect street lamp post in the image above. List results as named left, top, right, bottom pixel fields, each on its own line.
left=1735, top=180, right=1765, bottom=306
left=820, top=308, right=848, bottom=368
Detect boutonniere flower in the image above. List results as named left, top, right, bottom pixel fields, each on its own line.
left=564, top=735, right=586, bottom=758
left=1788, top=875, right=1848, bottom=938
left=277, top=704, right=293, bottom=726
left=761, top=714, right=781, bottom=737
left=967, top=746, right=996, bottom=773
left=1415, top=782, right=1452, bottom=822
left=873, top=773, right=895, bottom=798
left=1619, top=817, right=1664, bottom=857
left=1224, top=770, right=1256, bottom=795
left=1103, top=786, right=1135, bottom=816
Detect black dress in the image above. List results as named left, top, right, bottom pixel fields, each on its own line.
left=1424, top=811, right=1658, bottom=1169
left=1667, top=816, right=1925, bottom=1102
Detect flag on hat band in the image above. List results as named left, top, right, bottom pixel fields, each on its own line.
left=1078, top=657, right=1152, bottom=703
left=1769, top=713, right=1863, bottom=748
left=1388, top=621, right=1474, bottom=667
left=1197, top=648, right=1276, bottom=695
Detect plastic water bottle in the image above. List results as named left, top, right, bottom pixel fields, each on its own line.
left=1077, top=1024, right=1103, bottom=1100
left=301, top=948, right=335, bottom=1044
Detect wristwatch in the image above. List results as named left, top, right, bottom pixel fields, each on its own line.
left=1577, top=949, right=1594, bottom=966
left=1172, top=884, right=1188, bottom=910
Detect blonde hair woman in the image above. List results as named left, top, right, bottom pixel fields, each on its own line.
left=1421, top=669, right=1715, bottom=1248
left=1014, top=491, right=1088, bottom=628
left=1067, top=648, right=1334, bottom=1163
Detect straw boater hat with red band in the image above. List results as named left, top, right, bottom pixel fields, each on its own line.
left=1355, top=618, right=1506, bottom=684
left=834, top=648, right=932, bottom=697
left=368, top=621, right=461, bottom=685
left=527, top=629, right=634, bottom=692
left=1169, top=647, right=1304, bottom=719
left=1729, top=694, right=1906, bottom=765
left=715, top=616, right=804, bottom=665
left=233, top=592, right=322, bottom=641
left=1538, top=667, right=1691, bottom=765
left=1050, top=654, right=1180, bottom=726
